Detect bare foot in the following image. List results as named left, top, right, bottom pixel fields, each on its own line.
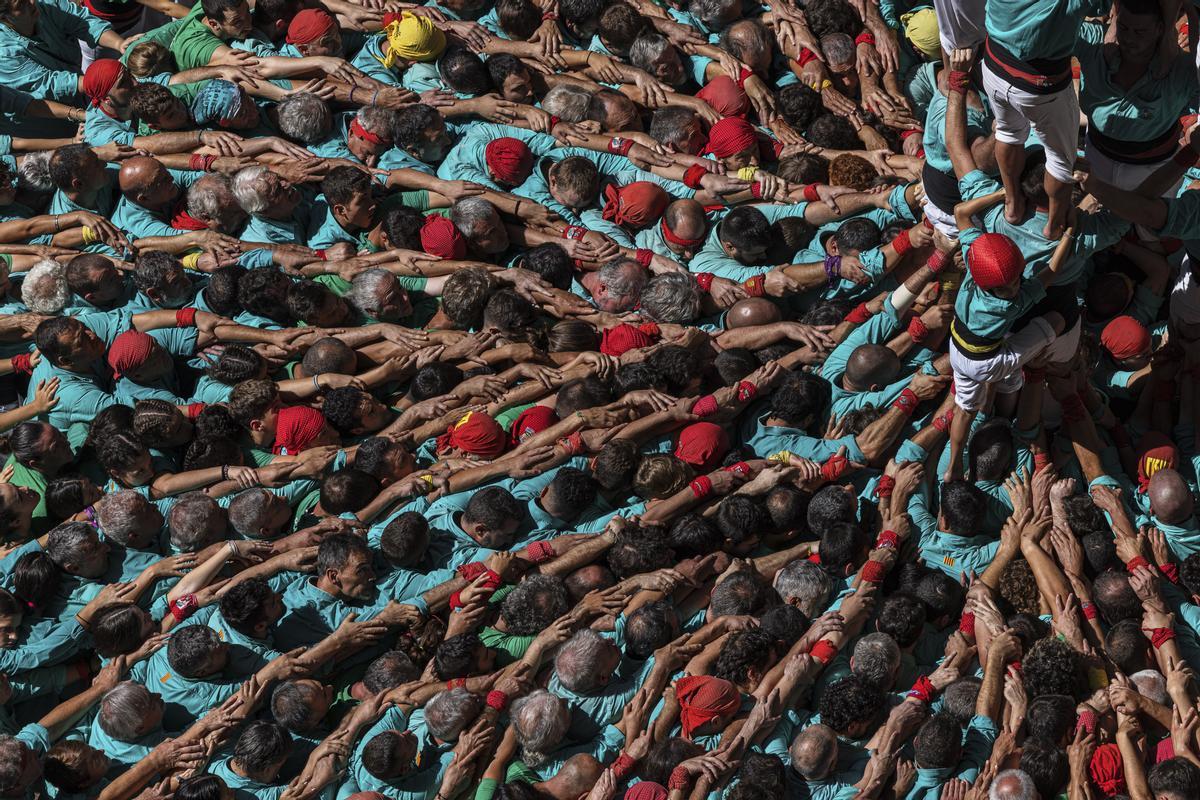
left=1004, top=191, right=1025, bottom=223
left=1042, top=219, right=1065, bottom=240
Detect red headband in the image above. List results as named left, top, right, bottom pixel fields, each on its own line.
left=350, top=117, right=391, bottom=147
left=660, top=217, right=704, bottom=248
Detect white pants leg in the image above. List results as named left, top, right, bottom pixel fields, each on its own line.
left=950, top=316, right=1057, bottom=411
left=981, top=63, right=1080, bottom=183
left=934, top=0, right=986, bottom=52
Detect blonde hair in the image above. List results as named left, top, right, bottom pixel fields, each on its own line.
left=633, top=454, right=691, bottom=500
left=125, top=41, right=172, bottom=78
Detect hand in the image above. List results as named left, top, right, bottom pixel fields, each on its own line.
left=1107, top=672, right=1142, bottom=715
left=28, top=377, right=59, bottom=413
left=1048, top=526, right=1085, bottom=577
left=948, top=47, right=975, bottom=74
left=907, top=371, right=951, bottom=400
left=1003, top=666, right=1027, bottom=727
left=199, top=130, right=245, bottom=156
left=1166, top=655, right=1195, bottom=699
left=433, top=179, right=487, bottom=203
left=987, top=630, right=1021, bottom=665
left=1003, top=469, right=1033, bottom=518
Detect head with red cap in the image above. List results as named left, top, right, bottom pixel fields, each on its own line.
left=965, top=232, right=1025, bottom=298
left=1100, top=315, right=1152, bottom=368
left=508, top=405, right=559, bottom=448
left=625, top=783, right=668, bottom=800
left=705, top=117, right=759, bottom=170
left=1089, top=743, right=1126, bottom=797
left=697, top=75, right=751, bottom=118
left=419, top=215, right=467, bottom=259
left=675, top=675, right=742, bottom=738
left=1136, top=432, right=1179, bottom=492
left=286, top=8, right=342, bottom=56
left=602, top=182, right=670, bottom=229
left=436, top=411, right=507, bottom=460
left=484, top=138, right=534, bottom=188
left=660, top=199, right=708, bottom=261
left=272, top=406, right=337, bottom=455
left=84, top=59, right=136, bottom=113
left=675, top=422, right=731, bottom=471
left=107, top=330, right=172, bottom=383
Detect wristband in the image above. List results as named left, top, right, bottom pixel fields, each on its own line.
left=180, top=252, right=201, bottom=270
left=734, top=66, right=753, bottom=88
left=315, top=249, right=328, bottom=261
left=1125, top=556, right=1150, bottom=573
left=959, top=611, right=976, bottom=635
left=456, top=562, right=487, bottom=581
left=691, top=394, right=719, bottom=417
left=891, top=229, right=914, bottom=257
left=486, top=690, right=509, bottom=710
left=446, top=678, right=467, bottom=690
left=637, top=322, right=661, bottom=338
left=855, top=30, right=876, bottom=46
left=669, top=766, right=692, bottom=791
left=907, top=316, right=929, bottom=344
left=926, top=249, right=951, bottom=274
left=1161, top=562, right=1180, bottom=584
left=803, top=183, right=821, bottom=203
left=1148, top=627, right=1177, bottom=649
left=932, top=407, right=954, bottom=433
left=9, top=353, right=31, bottom=376
left=809, top=639, right=837, bottom=664
left=634, top=248, right=653, bottom=267
left=907, top=674, right=935, bottom=703
left=175, top=307, right=198, bottom=327
left=737, top=166, right=759, bottom=182
left=875, top=530, right=898, bottom=549
left=1033, top=451, right=1052, bottom=472
left=1081, top=602, right=1097, bottom=620
left=1076, top=709, right=1097, bottom=735
left=861, top=559, right=886, bottom=583
left=750, top=181, right=764, bottom=200
left=947, top=70, right=970, bottom=92
left=845, top=302, right=872, bottom=324
left=795, top=48, right=819, bottom=67
left=690, top=475, right=713, bottom=499
left=682, top=163, right=708, bottom=189
left=548, top=115, right=561, bottom=130
left=742, top=275, right=766, bottom=297
left=823, top=255, right=841, bottom=285
left=892, top=388, right=919, bottom=415
left=81, top=225, right=98, bottom=245
left=562, top=225, right=586, bottom=240
left=806, top=553, right=821, bottom=564
left=723, top=461, right=751, bottom=476
left=820, top=453, right=850, bottom=482
left=557, top=431, right=584, bottom=456
left=185, top=402, right=206, bottom=420
left=695, top=272, right=715, bottom=292
left=900, top=128, right=923, bottom=140
left=811, top=79, right=833, bottom=92
left=612, top=753, right=637, bottom=781
left=736, top=381, right=758, bottom=402
left=541, top=10, right=557, bottom=19
left=528, top=541, right=555, bottom=564
left=169, top=594, right=198, bottom=622
left=608, top=137, right=633, bottom=156
left=448, top=590, right=466, bottom=611
left=875, top=475, right=895, bottom=499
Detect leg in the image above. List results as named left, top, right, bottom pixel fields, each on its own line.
left=1044, top=173, right=1073, bottom=240
left=980, top=65, right=1032, bottom=224
left=1022, top=86, right=1082, bottom=238
left=996, top=141, right=1028, bottom=223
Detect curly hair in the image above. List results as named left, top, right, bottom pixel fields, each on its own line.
left=997, top=557, right=1040, bottom=616
left=713, top=629, right=775, bottom=686
left=606, top=523, right=674, bottom=580
left=1022, top=637, right=1086, bottom=702
left=817, top=675, right=885, bottom=735
left=500, top=574, right=570, bottom=636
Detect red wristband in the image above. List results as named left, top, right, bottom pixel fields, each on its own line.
left=947, top=70, right=970, bottom=92
left=820, top=454, right=850, bottom=482
left=796, top=48, right=818, bottom=67
left=1076, top=709, right=1097, bottom=734
left=959, top=611, right=976, bottom=635
left=1148, top=627, right=1177, bottom=649
left=892, top=388, right=919, bottom=415
left=1033, top=451, right=1052, bottom=472
left=734, top=67, right=753, bottom=88
left=695, top=272, right=715, bottom=292
left=608, top=137, right=633, bottom=156
left=875, top=530, right=898, bottom=549
left=634, top=248, right=653, bottom=267
left=683, top=164, right=708, bottom=189
left=845, top=302, right=872, bottom=324
left=907, top=316, right=929, bottom=344
left=669, top=766, right=692, bottom=790
left=809, top=639, right=837, bottom=664
left=185, top=402, right=206, bottom=420
left=170, top=594, right=198, bottom=622
left=723, top=461, right=751, bottom=476
left=1081, top=602, right=1097, bottom=620
left=855, top=31, right=876, bottom=46
left=926, top=249, right=951, bottom=274
left=557, top=431, right=584, bottom=456
left=449, top=591, right=465, bottom=611
left=1126, top=556, right=1150, bottom=573
left=638, top=322, right=661, bottom=338
left=528, top=541, right=555, bottom=564
left=691, top=395, right=719, bottom=417
left=907, top=674, right=935, bottom=703
left=457, top=562, right=486, bottom=581
left=803, top=183, right=821, bottom=203
left=861, top=560, right=887, bottom=583
left=690, top=476, right=713, bottom=499
left=316, top=249, right=328, bottom=261
left=742, top=275, right=766, bottom=297
left=875, top=475, right=895, bottom=499
left=541, top=10, right=557, bottom=19
left=612, top=753, right=637, bottom=780
left=9, top=353, right=31, bottom=376
left=933, top=407, right=954, bottom=433
left=175, top=308, right=197, bottom=327
left=900, top=128, right=923, bottom=140
left=486, top=690, right=509, bottom=710
left=892, top=229, right=914, bottom=257
left=736, top=381, right=758, bottom=402
left=563, top=225, right=586, bottom=240
left=446, top=678, right=467, bottom=689
left=1161, top=562, right=1180, bottom=584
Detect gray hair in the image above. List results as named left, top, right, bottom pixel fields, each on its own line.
left=850, top=632, right=901, bottom=690
left=820, top=33, right=856, bottom=68
left=774, top=560, right=833, bottom=618
left=649, top=106, right=700, bottom=151
left=45, top=521, right=99, bottom=568
left=597, top=258, right=647, bottom=308
left=0, top=736, right=30, bottom=795
left=688, top=0, right=739, bottom=27
left=277, top=93, right=332, bottom=144
left=95, top=490, right=155, bottom=547
left=989, top=770, right=1038, bottom=800
left=186, top=173, right=235, bottom=223
left=640, top=272, right=702, bottom=324
left=168, top=491, right=226, bottom=550
left=18, top=151, right=53, bottom=194
left=941, top=676, right=982, bottom=726
left=449, top=196, right=498, bottom=237
left=99, top=681, right=158, bottom=741
left=227, top=488, right=275, bottom=538
left=554, top=629, right=611, bottom=693
left=20, top=259, right=68, bottom=314
left=790, top=723, right=837, bottom=780
left=232, top=165, right=272, bottom=215
left=424, top=688, right=483, bottom=741
left=541, top=85, right=591, bottom=123
left=357, top=105, right=397, bottom=139
left=510, top=690, right=570, bottom=767
left=345, top=268, right=396, bottom=318
left=1131, top=669, right=1169, bottom=706
left=629, top=34, right=671, bottom=74
left=719, top=19, right=771, bottom=63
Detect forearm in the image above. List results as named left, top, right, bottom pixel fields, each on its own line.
left=537, top=534, right=612, bottom=577
left=149, top=467, right=223, bottom=499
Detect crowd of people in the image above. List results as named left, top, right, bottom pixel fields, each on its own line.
left=1, top=0, right=1200, bottom=798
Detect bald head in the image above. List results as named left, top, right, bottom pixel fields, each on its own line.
left=664, top=199, right=706, bottom=241
left=845, top=343, right=901, bottom=390
left=118, top=156, right=165, bottom=195
left=726, top=297, right=782, bottom=329
left=543, top=754, right=602, bottom=799
left=791, top=723, right=838, bottom=780
left=1149, top=469, right=1194, bottom=525
left=563, top=564, right=615, bottom=602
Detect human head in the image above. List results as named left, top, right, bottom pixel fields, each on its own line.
left=555, top=629, right=622, bottom=693
left=316, top=533, right=377, bottom=602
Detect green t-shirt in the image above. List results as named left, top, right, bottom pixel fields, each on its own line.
left=3, top=456, right=48, bottom=535
left=170, top=4, right=226, bottom=72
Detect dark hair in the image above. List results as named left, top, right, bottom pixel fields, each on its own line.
left=219, top=577, right=276, bottom=636
left=940, top=480, right=984, bottom=536
left=1026, top=694, right=1076, bottom=746
left=770, top=372, right=830, bottom=428
left=1149, top=758, right=1200, bottom=800
left=818, top=675, right=885, bottom=735
left=1022, top=637, right=1086, bottom=702
left=913, top=714, right=963, bottom=769
left=759, top=603, right=808, bottom=648
left=875, top=592, right=925, bottom=647
left=234, top=720, right=293, bottom=773
left=495, top=0, right=540, bottom=38
left=1019, top=742, right=1069, bottom=800
left=463, top=486, right=523, bottom=535
left=625, top=600, right=678, bottom=660
left=91, top=602, right=148, bottom=658
left=438, top=45, right=491, bottom=95
left=363, top=650, right=419, bottom=693
left=319, top=469, right=380, bottom=515
left=237, top=266, right=292, bottom=324
left=719, top=207, right=771, bottom=257
left=393, top=104, right=442, bottom=151
left=321, top=165, right=372, bottom=207
left=500, top=574, right=569, bottom=636
left=592, top=438, right=639, bottom=492
left=380, top=511, right=429, bottom=566
left=202, top=264, right=245, bottom=317
left=435, top=633, right=482, bottom=679
left=777, top=83, right=822, bottom=131
left=316, top=532, right=372, bottom=577
left=520, top=243, right=574, bottom=290
left=175, top=775, right=227, bottom=800
left=606, top=523, right=674, bottom=579
left=167, top=625, right=223, bottom=678
left=713, top=629, right=775, bottom=685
